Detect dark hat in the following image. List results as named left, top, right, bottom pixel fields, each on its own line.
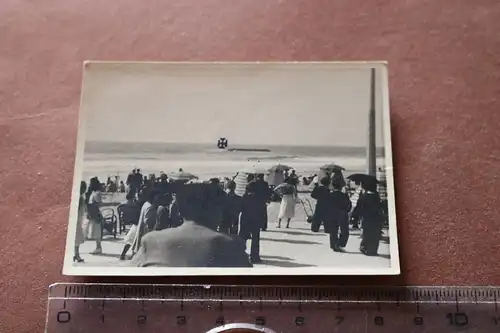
left=245, top=180, right=259, bottom=194
left=362, top=178, right=378, bottom=192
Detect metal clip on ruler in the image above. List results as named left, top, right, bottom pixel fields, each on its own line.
left=46, top=284, right=500, bottom=333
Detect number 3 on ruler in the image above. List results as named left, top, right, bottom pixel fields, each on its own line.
left=446, top=313, right=468, bottom=326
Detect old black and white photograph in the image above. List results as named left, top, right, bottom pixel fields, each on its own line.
left=64, top=61, right=399, bottom=275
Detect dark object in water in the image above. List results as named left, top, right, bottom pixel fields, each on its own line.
left=228, top=148, right=271, bottom=152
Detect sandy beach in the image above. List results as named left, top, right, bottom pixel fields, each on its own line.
left=77, top=192, right=391, bottom=269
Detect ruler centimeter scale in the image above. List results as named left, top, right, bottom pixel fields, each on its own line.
left=46, top=284, right=500, bottom=333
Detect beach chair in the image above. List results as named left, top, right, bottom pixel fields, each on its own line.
left=117, top=203, right=140, bottom=234
left=100, top=208, right=118, bottom=238
left=299, top=196, right=314, bottom=223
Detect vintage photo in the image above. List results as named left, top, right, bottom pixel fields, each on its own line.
left=63, top=61, right=399, bottom=275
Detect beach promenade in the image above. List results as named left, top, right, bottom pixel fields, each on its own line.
left=75, top=196, right=391, bottom=269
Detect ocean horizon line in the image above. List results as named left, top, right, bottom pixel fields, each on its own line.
left=85, top=140, right=384, bottom=150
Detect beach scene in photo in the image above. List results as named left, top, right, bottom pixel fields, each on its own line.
left=65, top=62, right=398, bottom=275
left=76, top=141, right=390, bottom=268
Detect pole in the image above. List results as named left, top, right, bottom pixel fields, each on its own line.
left=367, top=68, right=377, bottom=176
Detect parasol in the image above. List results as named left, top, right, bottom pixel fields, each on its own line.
left=169, top=171, right=198, bottom=182
left=268, top=164, right=293, bottom=172
left=320, top=163, right=346, bottom=171
left=347, top=173, right=379, bottom=183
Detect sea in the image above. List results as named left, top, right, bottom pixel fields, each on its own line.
left=82, top=141, right=386, bottom=182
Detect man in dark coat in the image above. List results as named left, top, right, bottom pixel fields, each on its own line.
left=353, top=178, right=384, bottom=256
left=239, top=181, right=265, bottom=263
left=328, top=181, right=352, bottom=252
left=310, top=176, right=331, bottom=232
left=220, top=181, right=242, bottom=234
left=126, top=169, right=137, bottom=197
left=254, top=173, right=271, bottom=231
left=128, top=183, right=252, bottom=267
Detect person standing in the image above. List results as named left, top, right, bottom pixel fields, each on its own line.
left=349, top=180, right=363, bottom=229
left=274, top=178, right=297, bottom=228
left=221, top=181, right=242, bottom=234
left=86, top=177, right=103, bottom=255
left=135, top=169, right=144, bottom=198
left=119, top=193, right=141, bottom=260
left=168, top=193, right=183, bottom=228
left=287, top=169, right=299, bottom=188
left=353, top=179, right=384, bottom=256
left=377, top=167, right=389, bottom=226
left=126, top=169, right=137, bottom=196
left=73, top=181, right=87, bottom=262
left=327, top=181, right=352, bottom=252
left=240, top=181, right=264, bottom=263
left=254, top=173, right=271, bottom=231
left=310, top=176, right=331, bottom=232
left=130, top=190, right=161, bottom=255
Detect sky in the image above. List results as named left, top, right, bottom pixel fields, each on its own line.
left=81, top=62, right=387, bottom=147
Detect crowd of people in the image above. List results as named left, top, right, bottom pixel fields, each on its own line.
left=73, top=166, right=389, bottom=267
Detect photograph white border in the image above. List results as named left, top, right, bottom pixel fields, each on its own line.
left=63, top=61, right=400, bottom=276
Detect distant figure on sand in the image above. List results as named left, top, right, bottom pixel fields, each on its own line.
left=86, top=177, right=103, bottom=255
left=286, top=169, right=299, bottom=188
left=274, top=178, right=297, bottom=228
left=128, top=184, right=252, bottom=267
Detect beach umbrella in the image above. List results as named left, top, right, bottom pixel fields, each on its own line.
left=320, top=163, right=346, bottom=171
left=169, top=171, right=198, bottom=181
left=347, top=173, right=379, bottom=183
left=268, top=164, right=292, bottom=172
left=266, top=169, right=286, bottom=186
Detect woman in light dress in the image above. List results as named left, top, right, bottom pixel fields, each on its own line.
left=86, top=177, right=103, bottom=254
left=73, top=181, right=87, bottom=262
left=274, top=178, right=297, bottom=228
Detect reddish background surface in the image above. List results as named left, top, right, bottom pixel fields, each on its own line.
left=1, top=0, right=500, bottom=332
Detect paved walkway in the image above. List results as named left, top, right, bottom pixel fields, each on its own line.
left=75, top=201, right=391, bottom=269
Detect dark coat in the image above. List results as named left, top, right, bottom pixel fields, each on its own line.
left=128, top=221, right=252, bottom=267
left=353, top=192, right=384, bottom=255
left=240, top=192, right=265, bottom=228
left=324, top=190, right=352, bottom=233
left=311, top=185, right=331, bottom=218
left=223, top=192, right=242, bottom=223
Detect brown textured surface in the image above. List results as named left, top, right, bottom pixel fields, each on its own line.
left=1, top=0, right=500, bottom=332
